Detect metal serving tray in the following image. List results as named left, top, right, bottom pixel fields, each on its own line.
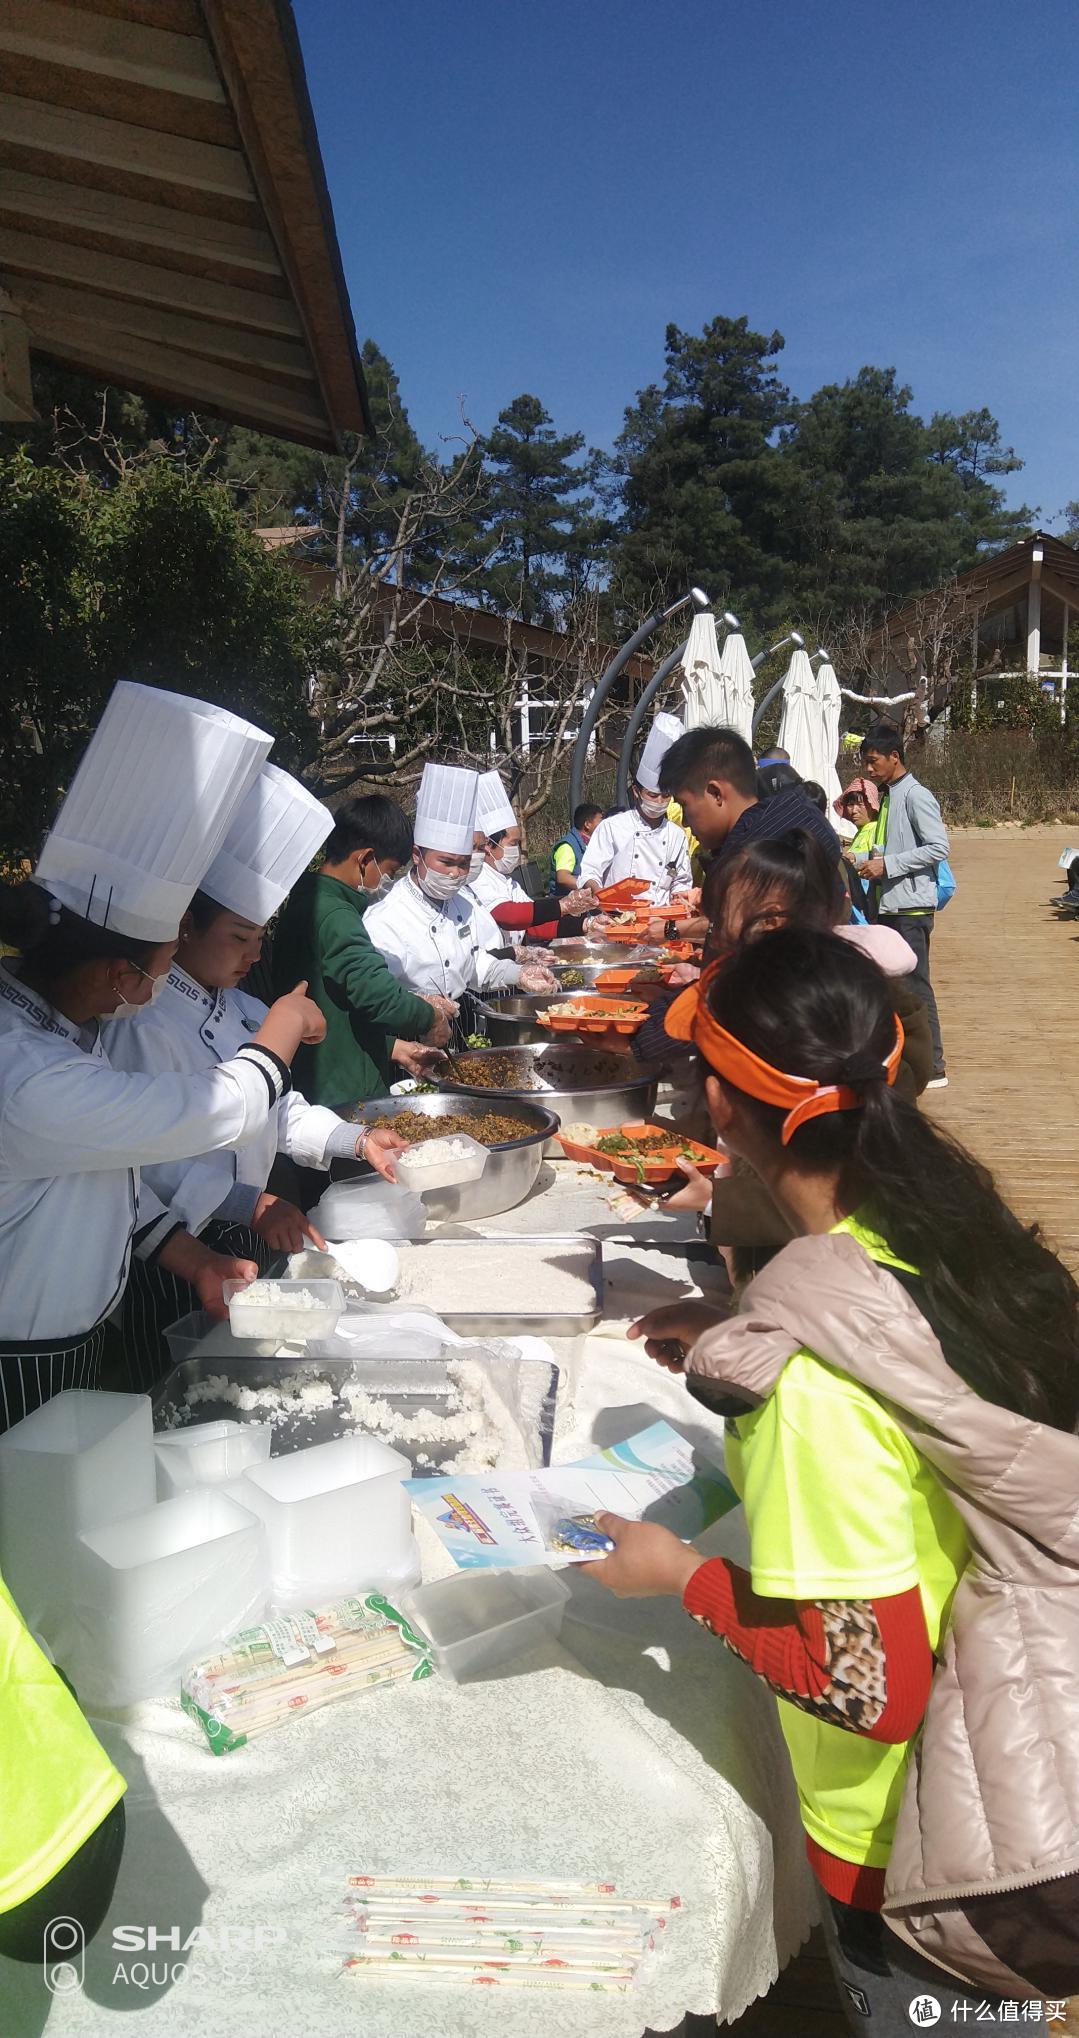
left=152, top=1346, right=560, bottom=1469
left=380, top=1234, right=604, bottom=1338
left=437, top=1043, right=657, bottom=1142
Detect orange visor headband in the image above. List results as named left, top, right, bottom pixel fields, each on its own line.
left=665, top=961, right=904, bottom=1145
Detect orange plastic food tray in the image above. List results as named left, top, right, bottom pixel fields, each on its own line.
left=595, top=965, right=674, bottom=993
left=558, top=1120, right=727, bottom=1184
left=538, top=996, right=649, bottom=1037
left=596, top=879, right=650, bottom=907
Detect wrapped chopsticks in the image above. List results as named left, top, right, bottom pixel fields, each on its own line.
left=181, top=1593, right=433, bottom=1753
left=339, top=1875, right=680, bottom=1991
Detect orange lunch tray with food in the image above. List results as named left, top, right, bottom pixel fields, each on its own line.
left=646, top=896, right=694, bottom=920
left=558, top=1120, right=727, bottom=1184
left=595, top=965, right=674, bottom=994
left=659, top=939, right=698, bottom=960
left=596, top=878, right=650, bottom=907
left=538, top=996, right=649, bottom=1037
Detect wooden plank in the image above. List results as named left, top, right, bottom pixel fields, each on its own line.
left=13, top=275, right=312, bottom=379
left=75, top=0, right=203, bottom=33
left=0, top=51, right=238, bottom=149
left=0, top=222, right=303, bottom=335
left=34, top=324, right=331, bottom=441
left=0, top=89, right=255, bottom=199
left=0, top=1, right=224, bottom=99
left=0, top=169, right=281, bottom=273
left=0, top=136, right=259, bottom=224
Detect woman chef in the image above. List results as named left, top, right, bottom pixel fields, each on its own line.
left=0, top=683, right=325, bottom=1433
left=105, top=762, right=407, bottom=1387
left=364, top=764, right=555, bottom=1033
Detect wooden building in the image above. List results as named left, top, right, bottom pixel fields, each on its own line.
left=0, top=0, right=369, bottom=448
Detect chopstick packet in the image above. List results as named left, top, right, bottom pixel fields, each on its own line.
left=181, top=1592, right=433, bottom=1753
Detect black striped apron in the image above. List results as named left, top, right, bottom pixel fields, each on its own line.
left=0, top=1324, right=108, bottom=1437
left=116, top=1220, right=275, bottom=1396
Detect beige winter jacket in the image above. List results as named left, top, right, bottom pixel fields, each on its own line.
left=688, top=1229, right=1079, bottom=1998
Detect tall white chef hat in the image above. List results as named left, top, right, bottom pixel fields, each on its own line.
left=35, top=682, right=273, bottom=943
left=475, top=769, right=517, bottom=837
left=413, top=763, right=479, bottom=855
left=636, top=711, right=685, bottom=794
left=199, top=764, right=333, bottom=925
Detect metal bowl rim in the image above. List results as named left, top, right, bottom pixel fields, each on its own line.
left=340, top=1090, right=560, bottom=1152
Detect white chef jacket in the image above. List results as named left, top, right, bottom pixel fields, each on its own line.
left=0, top=962, right=283, bottom=1344
left=462, top=861, right=533, bottom=948
left=579, top=810, right=692, bottom=905
left=364, top=873, right=521, bottom=1001
left=103, top=968, right=357, bottom=1239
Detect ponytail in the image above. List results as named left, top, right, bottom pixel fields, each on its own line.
left=707, top=930, right=1079, bottom=1432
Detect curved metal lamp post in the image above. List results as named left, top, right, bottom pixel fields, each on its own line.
left=615, top=610, right=739, bottom=806
left=567, top=586, right=710, bottom=819
left=749, top=631, right=805, bottom=740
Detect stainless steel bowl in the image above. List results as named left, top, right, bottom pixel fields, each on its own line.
left=478, top=989, right=579, bottom=1047
left=331, top=1092, right=558, bottom=1221
left=437, top=1043, right=657, bottom=1146
left=548, top=936, right=661, bottom=966
left=548, top=960, right=610, bottom=989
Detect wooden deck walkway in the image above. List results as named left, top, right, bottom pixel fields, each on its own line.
left=929, top=823, right=1079, bottom=1267
left=723, top=825, right=1079, bottom=2035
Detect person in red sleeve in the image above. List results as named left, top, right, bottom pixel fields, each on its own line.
left=583, top=928, right=1079, bottom=2027
left=465, top=771, right=597, bottom=946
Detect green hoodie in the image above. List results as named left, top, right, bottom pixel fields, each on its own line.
left=271, top=870, right=434, bottom=1107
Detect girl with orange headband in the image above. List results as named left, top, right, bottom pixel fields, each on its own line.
left=583, top=928, right=1079, bottom=2023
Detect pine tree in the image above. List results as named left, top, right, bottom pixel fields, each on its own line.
left=473, top=395, right=600, bottom=622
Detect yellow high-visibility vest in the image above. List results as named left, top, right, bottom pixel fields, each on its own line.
left=0, top=1573, right=126, bottom=1915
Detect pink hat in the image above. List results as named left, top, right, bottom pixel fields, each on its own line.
left=834, top=775, right=880, bottom=819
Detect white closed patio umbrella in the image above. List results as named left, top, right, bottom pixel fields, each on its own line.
left=679, top=609, right=750, bottom=735
left=814, top=652, right=844, bottom=805
left=776, top=646, right=822, bottom=783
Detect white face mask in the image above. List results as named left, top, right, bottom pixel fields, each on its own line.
left=494, top=845, right=521, bottom=875
left=418, top=860, right=466, bottom=903
left=362, top=859, right=394, bottom=900
left=467, top=852, right=486, bottom=883
left=638, top=792, right=667, bottom=821
left=111, top=962, right=169, bottom=1019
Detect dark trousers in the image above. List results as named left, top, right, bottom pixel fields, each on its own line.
left=819, top=1896, right=1008, bottom=2032
left=885, top=914, right=944, bottom=1074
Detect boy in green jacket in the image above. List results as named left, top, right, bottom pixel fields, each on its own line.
left=272, top=796, right=451, bottom=1107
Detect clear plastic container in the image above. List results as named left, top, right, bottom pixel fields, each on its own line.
left=225, top=1278, right=345, bottom=1343
left=0, top=1390, right=156, bottom=1645
left=154, top=1419, right=273, bottom=1499
left=395, top=1135, right=489, bottom=1195
left=164, top=1312, right=281, bottom=1367
left=309, top=1177, right=426, bottom=1243
left=235, top=1432, right=414, bottom=1607
left=403, top=1567, right=570, bottom=1683
left=73, top=1488, right=270, bottom=1706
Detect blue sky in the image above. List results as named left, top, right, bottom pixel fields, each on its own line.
left=296, top=0, right=1078, bottom=525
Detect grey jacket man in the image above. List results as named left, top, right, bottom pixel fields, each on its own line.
left=688, top=1231, right=1079, bottom=2000
left=876, top=771, right=949, bottom=916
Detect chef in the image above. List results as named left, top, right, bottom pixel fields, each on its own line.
left=0, top=683, right=325, bottom=1432
left=365, top=763, right=555, bottom=1011
left=580, top=712, right=693, bottom=905
left=464, top=770, right=596, bottom=947
left=104, top=763, right=408, bottom=1386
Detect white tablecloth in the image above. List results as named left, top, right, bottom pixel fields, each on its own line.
left=4, top=1164, right=815, bottom=2038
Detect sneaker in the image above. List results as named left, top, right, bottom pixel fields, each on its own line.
left=926, top=1072, right=949, bottom=1090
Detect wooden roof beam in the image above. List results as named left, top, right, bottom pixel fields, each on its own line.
left=0, top=223, right=302, bottom=335
left=16, top=275, right=312, bottom=379
left=0, top=89, right=255, bottom=199
left=0, top=168, right=280, bottom=274
left=0, top=1, right=225, bottom=101
left=40, top=323, right=328, bottom=439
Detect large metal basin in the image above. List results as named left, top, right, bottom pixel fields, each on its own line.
left=330, top=1092, right=557, bottom=1220
left=548, top=936, right=659, bottom=966
left=436, top=1043, right=657, bottom=1146
left=478, top=988, right=579, bottom=1046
